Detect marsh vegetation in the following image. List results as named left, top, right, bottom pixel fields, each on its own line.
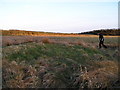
left=2, top=34, right=119, bottom=88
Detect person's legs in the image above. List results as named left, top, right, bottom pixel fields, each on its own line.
left=103, top=43, right=107, bottom=48
left=99, top=41, right=102, bottom=48
left=102, top=41, right=107, bottom=48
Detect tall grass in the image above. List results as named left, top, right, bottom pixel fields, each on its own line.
left=2, top=36, right=118, bottom=47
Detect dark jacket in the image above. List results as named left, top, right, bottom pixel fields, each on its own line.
left=99, top=34, right=104, bottom=42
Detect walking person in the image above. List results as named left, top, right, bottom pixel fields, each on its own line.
left=98, top=33, right=107, bottom=48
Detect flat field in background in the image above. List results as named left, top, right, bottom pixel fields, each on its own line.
left=2, top=35, right=120, bottom=88
left=2, top=35, right=118, bottom=46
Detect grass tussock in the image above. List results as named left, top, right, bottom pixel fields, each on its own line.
left=41, top=38, right=55, bottom=44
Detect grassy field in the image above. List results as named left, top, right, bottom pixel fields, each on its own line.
left=2, top=35, right=120, bottom=88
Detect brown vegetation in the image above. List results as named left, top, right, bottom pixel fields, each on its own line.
left=2, top=59, right=119, bottom=88
left=2, top=36, right=89, bottom=47
left=74, top=60, right=118, bottom=88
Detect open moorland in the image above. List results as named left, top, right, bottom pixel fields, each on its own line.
left=2, top=30, right=120, bottom=88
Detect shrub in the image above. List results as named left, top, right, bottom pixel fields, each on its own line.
left=41, top=38, right=51, bottom=44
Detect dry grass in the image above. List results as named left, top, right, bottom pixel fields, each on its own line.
left=3, top=58, right=119, bottom=88
left=2, top=60, right=38, bottom=88
left=74, top=60, right=119, bottom=88
left=2, top=35, right=119, bottom=47
left=2, top=59, right=67, bottom=88
left=2, top=36, right=90, bottom=48
left=41, top=38, right=55, bottom=44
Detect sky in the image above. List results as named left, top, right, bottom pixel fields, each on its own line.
left=0, top=0, right=119, bottom=33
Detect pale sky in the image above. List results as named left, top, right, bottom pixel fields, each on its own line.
left=0, top=0, right=119, bottom=33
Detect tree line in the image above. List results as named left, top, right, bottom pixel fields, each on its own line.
left=1, top=29, right=119, bottom=36
left=80, top=29, right=119, bottom=36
